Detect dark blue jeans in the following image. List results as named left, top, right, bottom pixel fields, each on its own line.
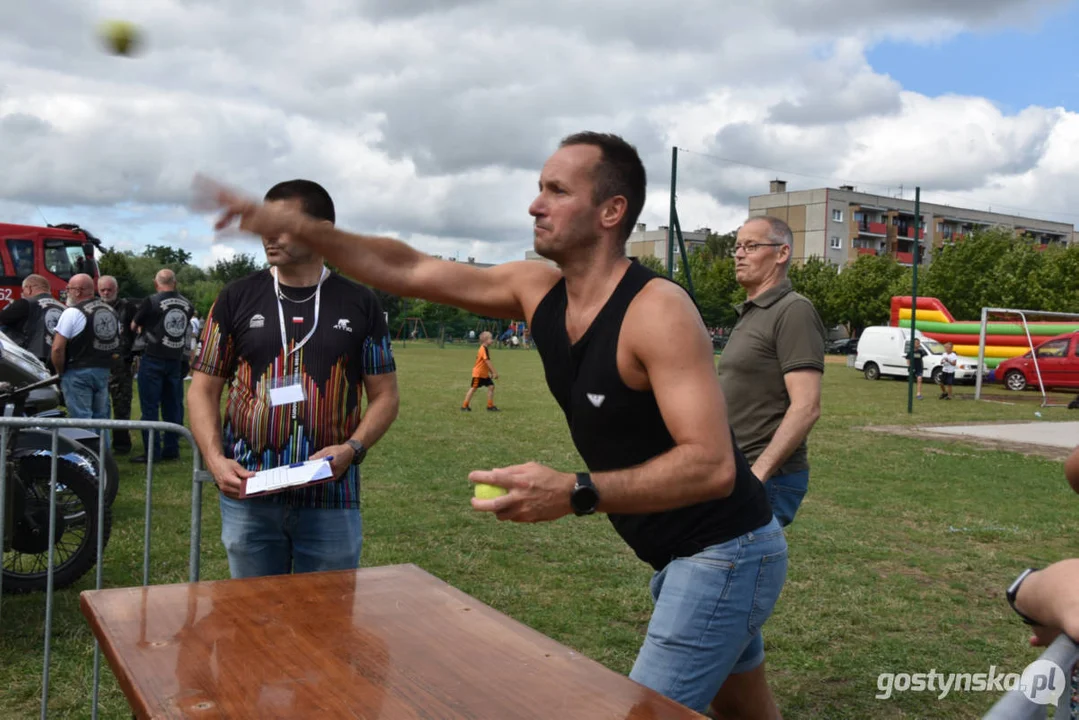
left=137, top=354, right=184, bottom=457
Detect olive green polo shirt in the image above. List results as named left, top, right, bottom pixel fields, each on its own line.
left=717, top=278, right=825, bottom=476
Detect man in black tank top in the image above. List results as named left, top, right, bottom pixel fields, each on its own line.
left=200, top=132, right=788, bottom=716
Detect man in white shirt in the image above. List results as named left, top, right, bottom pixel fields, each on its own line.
left=51, top=274, right=121, bottom=440
left=938, top=342, right=958, bottom=400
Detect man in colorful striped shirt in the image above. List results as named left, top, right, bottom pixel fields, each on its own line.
left=188, top=179, right=400, bottom=578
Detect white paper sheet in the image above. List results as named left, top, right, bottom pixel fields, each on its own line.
left=243, top=458, right=334, bottom=496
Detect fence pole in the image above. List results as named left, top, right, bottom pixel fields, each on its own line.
left=190, top=448, right=205, bottom=583
left=0, top=425, right=7, bottom=621
left=0, top=415, right=202, bottom=718
left=91, top=429, right=107, bottom=720
left=667, top=147, right=678, bottom=278
left=976, top=307, right=988, bottom=400
left=906, top=186, right=921, bottom=413
left=143, top=430, right=155, bottom=587
left=40, top=429, right=60, bottom=720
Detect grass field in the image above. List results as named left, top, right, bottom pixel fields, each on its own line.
left=2, top=341, right=1077, bottom=719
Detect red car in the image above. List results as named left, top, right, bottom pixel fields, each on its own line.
left=996, top=331, right=1079, bottom=391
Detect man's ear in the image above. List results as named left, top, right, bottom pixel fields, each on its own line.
left=599, top=196, right=627, bottom=234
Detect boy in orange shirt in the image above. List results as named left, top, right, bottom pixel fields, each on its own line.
left=462, top=331, right=499, bottom=412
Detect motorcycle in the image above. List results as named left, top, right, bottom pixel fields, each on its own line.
left=0, top=332, right=120, bottom=506
left=1, top=336, right=115, bottom=594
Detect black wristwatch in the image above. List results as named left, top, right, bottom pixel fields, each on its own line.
left=1006, top=567, right=1039, bottom=625
left=345, top=439, right=367, bottom=466
left=570, top=472, right=599, bottom=516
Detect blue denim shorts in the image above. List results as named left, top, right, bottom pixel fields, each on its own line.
left=219, top=493, right=362, bottom=579
left=729, top=470, right=810, bottom=677
left=628, top=515, right=788, bottom=713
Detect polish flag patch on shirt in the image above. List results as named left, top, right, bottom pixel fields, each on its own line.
left=292, top=317, right=304, bottom=324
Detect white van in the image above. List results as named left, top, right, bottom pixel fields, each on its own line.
left=854, top=326, right=984, bottom=383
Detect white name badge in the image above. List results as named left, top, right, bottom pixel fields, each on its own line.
left=269, top=383, right=305, bottom=407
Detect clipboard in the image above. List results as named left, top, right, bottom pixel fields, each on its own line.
left=240, top=457, right=336, bottom=498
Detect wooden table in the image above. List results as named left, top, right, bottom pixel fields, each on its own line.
left=80, top=563, right=706, bottom=719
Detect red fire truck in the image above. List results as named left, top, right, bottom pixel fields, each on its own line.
left=0, top=222, right=102, bottom=307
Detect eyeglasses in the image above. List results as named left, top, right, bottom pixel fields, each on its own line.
left=733, top=242, right=785, bottom=255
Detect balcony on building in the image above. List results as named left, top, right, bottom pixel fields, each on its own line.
left=1017, top=227, right=1070, bottom=250
left=852, top=236, right=884, bottom=256
left=852, top=209, right=889, bottom=237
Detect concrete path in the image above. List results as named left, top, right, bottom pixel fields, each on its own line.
left=925, top=421, right=1079, bottom=449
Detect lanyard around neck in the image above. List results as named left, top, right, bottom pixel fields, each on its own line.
left=273, top=266, right=328, bottom=360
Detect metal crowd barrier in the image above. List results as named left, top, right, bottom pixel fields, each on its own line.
left=983, top=634, right=1079, bottom=719
left=0, top=417, right=213, bottom=719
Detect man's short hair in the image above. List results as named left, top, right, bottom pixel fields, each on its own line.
left=23, top=274, right=48, bottom=292
left=265, top=179, right=335, bottom=224
left=746, top=216, right=794, bottom=256
left=559, top=132, right=646, bottom=243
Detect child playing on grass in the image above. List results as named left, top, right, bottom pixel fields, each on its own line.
left=462, top=331, right=499, bottom=412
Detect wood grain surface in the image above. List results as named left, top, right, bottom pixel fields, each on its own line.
left=80, top=564, right=705, bottom=719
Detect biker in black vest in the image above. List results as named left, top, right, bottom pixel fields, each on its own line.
left=0, top=274, right=65, bottom=368
left=201, top=132, right=789, bottom=717
left=50, top=274, right=120, bottom=439
left=99, top=275, right=140, bottom=453
left=131, top=269, right=195, bottom=463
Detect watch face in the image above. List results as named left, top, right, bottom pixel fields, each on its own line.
left=571, top=486, right=599, bottom=514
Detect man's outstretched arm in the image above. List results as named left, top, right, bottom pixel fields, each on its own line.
left=203, top=177, right=558, bottom=320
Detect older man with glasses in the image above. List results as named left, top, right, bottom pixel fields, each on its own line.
left=711, top=215, right=826, bottom=720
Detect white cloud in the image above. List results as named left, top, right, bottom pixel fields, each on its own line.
left=0, top=0, right=1075, bottom=271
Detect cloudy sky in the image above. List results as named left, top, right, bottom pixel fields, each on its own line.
left=2, top=0, right=1079, bottom=268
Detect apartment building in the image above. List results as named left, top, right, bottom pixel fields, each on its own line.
left=748, top=180, right=1074, bottom=267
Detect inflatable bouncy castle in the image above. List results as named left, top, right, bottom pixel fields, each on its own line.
left=889, top=296, right=1079, bottom=369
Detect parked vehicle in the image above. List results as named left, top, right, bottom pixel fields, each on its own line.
left=854, top=326, right=985, bottom=383
left=0, top=331, right=120, bottom=505
left=995, top=331, right=1079, bottom=392
left=1, top=344, right=114, bottom=593
left=826, top=337, right=858, bottom=355
left=0, top=222, right=102, bottom=308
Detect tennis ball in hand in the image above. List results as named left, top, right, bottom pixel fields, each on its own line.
left=98, top=20, right=142, bottom=56
left=474, top=483, right=507, bottom=499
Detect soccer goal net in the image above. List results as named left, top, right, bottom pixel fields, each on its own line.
left=973, top=306, right=1079, bottom=406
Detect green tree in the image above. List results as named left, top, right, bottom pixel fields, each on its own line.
left=142, top=244, right=192, bottom=267
left=410, top=299, right=471, bottom=339
left=637, top=254, right=665, bottom=274
left=189, top=279, right=226, bottom=316
left=920, top=227, right=1042, bottom=319
left=210, top=253, right=266, bottom=285
left=675, top=253, right=743, bottom=330
left=834, top=254, right=908, bottom=335
left=700, top=230, right=737, bottom=261
left=176, top=263, right=208, bottom=289
left=1033, top=244, right=1079, bottom=313
left=788, top=256, right=840, bottom=328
